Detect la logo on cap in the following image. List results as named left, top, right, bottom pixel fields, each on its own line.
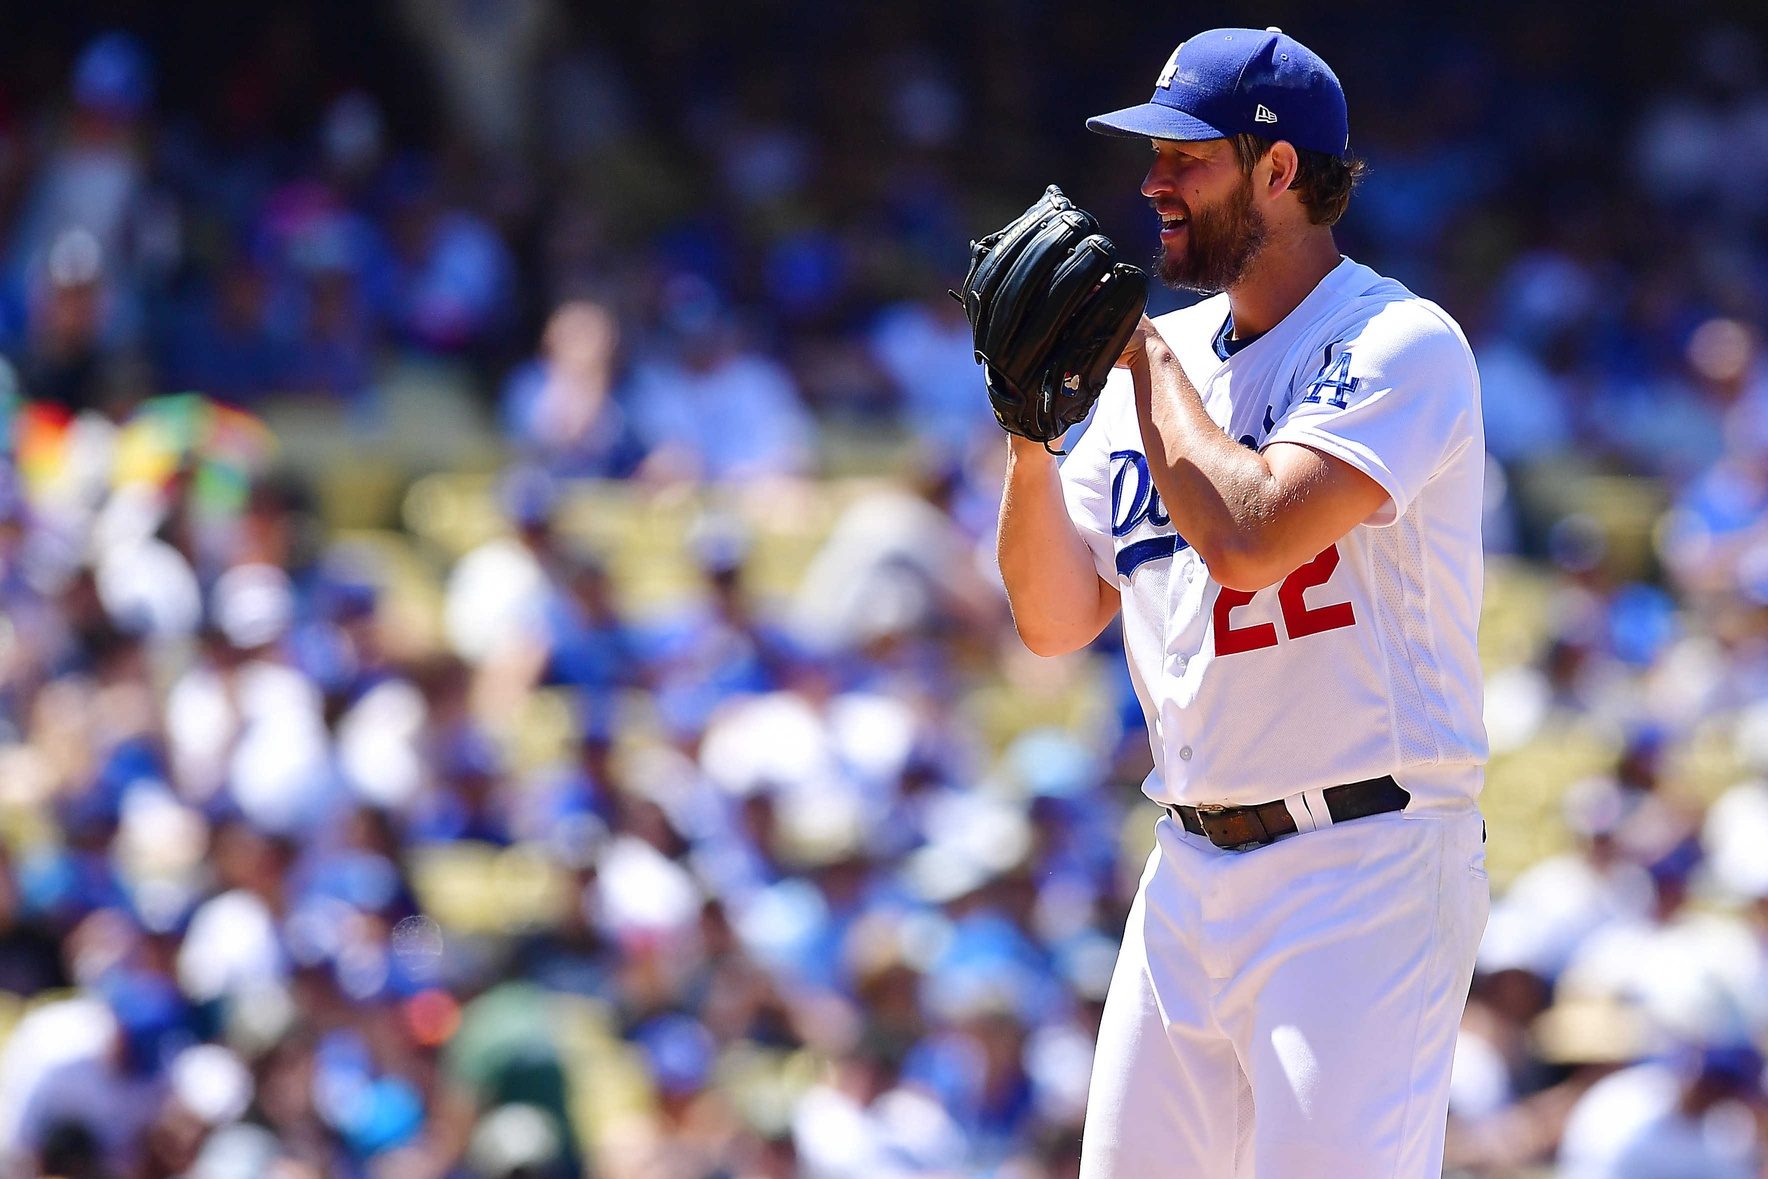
left=1254, top=104, right=1278, bottom=124
left=1156, top=44, right=1183, bottom=88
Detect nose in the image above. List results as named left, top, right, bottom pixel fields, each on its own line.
left=1141, top=154, right=1173, bottom=201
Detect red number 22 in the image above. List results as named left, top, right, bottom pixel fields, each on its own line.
left=1213, top=545, right=1356, bottom=656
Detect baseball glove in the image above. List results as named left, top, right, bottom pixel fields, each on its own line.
left=955, top=184, right=1148, bottom=452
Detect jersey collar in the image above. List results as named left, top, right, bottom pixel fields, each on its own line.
left=1208, top=256, right=1362, bottom=362
left=1211, top=313, right=1263, bottom=361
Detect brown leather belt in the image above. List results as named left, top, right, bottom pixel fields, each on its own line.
left=1166, top=776, right=1410, bottom=850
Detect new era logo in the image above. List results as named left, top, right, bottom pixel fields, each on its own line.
left=1254, top=104, right=1278, bottom=124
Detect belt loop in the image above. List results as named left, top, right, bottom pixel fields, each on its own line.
left=1282, top=793, right=1318, bottom=834
left=1302, top=788, right=1332, bottom=829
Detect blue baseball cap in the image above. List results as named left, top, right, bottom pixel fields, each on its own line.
left=1087, top=28, right=1350, bottom=159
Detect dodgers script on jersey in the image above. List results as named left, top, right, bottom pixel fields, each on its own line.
left=1061, top=257, right=1487, bottom=811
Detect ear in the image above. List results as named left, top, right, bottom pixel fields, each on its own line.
left=1262, top=141, right=1301, bottom=200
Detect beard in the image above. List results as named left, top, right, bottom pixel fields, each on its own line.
left=1155, top=175, right=1269, bottom=294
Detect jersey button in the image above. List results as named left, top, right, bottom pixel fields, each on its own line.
left=1173, top=656, right=1188, bottom=673
left=1179, top=746, right=1193, bottom=761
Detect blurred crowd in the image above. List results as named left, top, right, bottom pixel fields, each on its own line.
left=1, top=3, right=1768, bottom=1178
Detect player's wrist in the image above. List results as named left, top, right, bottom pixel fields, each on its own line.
left=1007, top=433, right=1059, bottom=462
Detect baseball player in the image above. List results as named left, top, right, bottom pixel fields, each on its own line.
left=994, top=28, right=1489, bottom=1178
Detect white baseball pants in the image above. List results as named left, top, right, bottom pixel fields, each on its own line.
left=1079, top=806, right=1489, bottom=1178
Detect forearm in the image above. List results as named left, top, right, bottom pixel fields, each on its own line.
left=996, top=436, right=1116, bottom=656
left=1132, top=340, right=1293, bottom=587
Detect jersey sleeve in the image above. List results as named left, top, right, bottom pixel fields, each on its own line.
left=1263, top=305, right=1480, bottom=527
left=1057, top=378, right=1124, bottom=583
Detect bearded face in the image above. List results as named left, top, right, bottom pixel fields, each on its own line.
left=1155, top=169, right=1269, bottom=294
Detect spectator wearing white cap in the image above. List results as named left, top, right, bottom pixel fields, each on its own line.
left=165, top=564, right=337, bottom=834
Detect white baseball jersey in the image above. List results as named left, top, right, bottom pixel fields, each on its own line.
left=1061, top=256, right=1487, bottom=811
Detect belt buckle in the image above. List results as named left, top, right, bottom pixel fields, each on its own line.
left=1197, top=802, right=1275, bottom=853
left=1192, top=803, right=1251, bottom=852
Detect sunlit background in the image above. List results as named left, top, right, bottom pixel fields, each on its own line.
left=0, top=3, right=1765, bottom=1177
